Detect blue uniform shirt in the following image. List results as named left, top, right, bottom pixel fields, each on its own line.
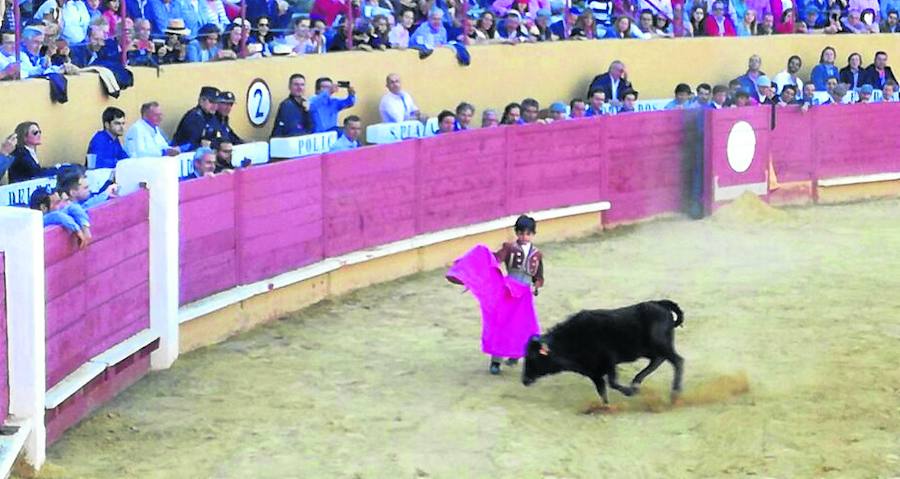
left=309, top=92, right=356, bottom=133
left=87, top=130, right=130, bottom=169
left=329, top=133, right=359, bottom=152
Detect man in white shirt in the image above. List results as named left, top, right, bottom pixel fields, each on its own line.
left=125, top=101, right=181, bottom=158
left=772, top=55, right=804, bottom=95
left=378, top=73, right=421, bottom=123
left=35, top=0, right=92, bottom=44
left=0, top=30, right=20, bottom=80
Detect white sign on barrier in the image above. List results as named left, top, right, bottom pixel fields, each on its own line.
left=365, top=120, right=425, bottom=144
left=269, top=131, right=338, bottom=158
left=232, top=141, right=270, bottom=167
left=423, top=117, right=439, bottom=137
left=0, top=168, right=114, bottom=206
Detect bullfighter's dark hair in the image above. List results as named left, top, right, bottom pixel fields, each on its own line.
left=514, top=215, right=536, bottom=234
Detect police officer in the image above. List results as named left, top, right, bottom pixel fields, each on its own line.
left=173, top=86, right=220, bottom=152
left=206, top=90, right=244, bottom=145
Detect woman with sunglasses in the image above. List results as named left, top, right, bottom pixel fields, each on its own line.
left=8, top=122, right=58, bottom=184
left=249, top=16, right=275, bottom=56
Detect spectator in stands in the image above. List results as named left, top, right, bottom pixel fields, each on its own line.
left=203, top=90, right=243, bottom=145
left=8, top=121, right=58, bottom=183
left=705, top=0, right=737, bottom=35
left=125, top=101, right=181, bottom=158
left=665, top=83, right=693, bottom=109
left=521, top=98, right=540, bottom=123
left=569, top=98, right=587, bottom=118
left=692, top=83, right=712, bottom=107
left=285, top=17, right=326, bottom=54
left=652, top=13, right=673, bottom=38
left=102, top=0, right=124, bottom=36
left=389, top=10, right=414, bottom=47
left=498, top=10, right=533, bottom=41
left=811, top=46, right=838, bottom=91
left=57, top=166, right=116, bottom=208
left=822, top=83, right=848, bottom=104
left=586, top=89, right=606, bottom=116
left=248, top=17, right=274, bottom=55
left=802, top=82, right=817, bottom=104
left=127, top=19, right=157, bottom=66
left=86, top=0, right=103, bottom=21
left=736, top=8, right=759, bottom=35
left=437, top=110, right=456, bottom=133
left=856, top=83, right=874, bottom=103
left=35, top=0, right=91, bottom=45
left=0, top=133, right=15, bottom=181
left=482, top=109, right=499, bottom=127
left=733, top=90, right=751, bottom=106
left=773, top=55, right=803, bottom=94
left=185, top=147, right=217, bottom=179
left=881, top=81, right=897, bottom=102
left=605, top=15, right=636, bottom=38
left=671, top=3, right=692, bottom=36
left=30, top=187, right=92, bottom=248
left=0, top=30, right=20, bottom=80
left=840, top=52, right=864, bottom=90
left=735, top=54, right=765, bottom=96
left=309, top=77, right=357, bottom=133
left=87, top=107, right=129, bottom=169
left=570, top=10, right=598, bottom=39
left=548, top=102, right=567, bottom=121
left=330, top=115, right=362, bottom=152
left=454, top=102, right=475, bottom=130
left=549, top=7, right=577, bottom=38
left=19, top=27, right=64, bottom=78
left=689, top=6, right=707, bottom=35
left=188, top=23, right=234, bottom=62
left=587, top=60, right=632, bottom=105
left=157, top=19, right=190, bottom=64
left=752, top=76, right=777, bottom=104
left=777, top=84, right=799, bottom=105
left=757, top=12, right=775, bottom=34
left=212, top=138, right=233, bottom=172
left=881, top=9, right=899, bottom=31
left=174, top=86, right=220, bottom=151
left=500, top=102, right=522, bottom=124
left=619, top=89, right=638, bottom=113
left=379, top=73, right=421, bottom=123
left=863, top=51, right=897, bottom=90
left=708, top=84, right=729, bottom=109
left=272, top=73, right=313, bottom=137
left=72, top=24, right=107, bottom=67
left=410, top=8, right=448, bottom=49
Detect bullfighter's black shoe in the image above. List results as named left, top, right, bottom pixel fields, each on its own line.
left=489, top=361, right=501, bottom=375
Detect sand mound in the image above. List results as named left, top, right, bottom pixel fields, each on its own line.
left=711, top=192, right=788, bottom=223
left=581, top=372, right=750, bottom=415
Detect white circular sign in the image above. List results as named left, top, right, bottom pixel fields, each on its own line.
left=726, top=121, right=756, bottom=173
left=246, top=79, right=272, bottom=127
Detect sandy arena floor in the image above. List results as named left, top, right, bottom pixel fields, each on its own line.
left=31, top=197, right=900, bottom=479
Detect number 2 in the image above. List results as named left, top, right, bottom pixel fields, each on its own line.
left=253, top=89, right=264, bottom=119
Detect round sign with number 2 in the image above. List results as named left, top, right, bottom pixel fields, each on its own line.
left=246, top=79, right=272, bottom=127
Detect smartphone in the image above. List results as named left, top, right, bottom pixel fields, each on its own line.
left=337, top=81, right=351, bottom=88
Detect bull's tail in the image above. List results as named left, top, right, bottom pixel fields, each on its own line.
left=656, top=299, right=684, bottom=328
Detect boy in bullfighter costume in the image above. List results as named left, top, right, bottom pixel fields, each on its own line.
left=446, top=215, right=544, bottom=375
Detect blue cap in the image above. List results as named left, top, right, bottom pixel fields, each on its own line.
left=569, top=6, right=582, bottom=14
left=549, top=101, right=567, bottom=113
left=859, top=84, right=874, bottom=94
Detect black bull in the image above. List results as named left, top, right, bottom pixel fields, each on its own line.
left=522, top=300, right=685, bottom=404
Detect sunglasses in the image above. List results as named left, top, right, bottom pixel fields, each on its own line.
left=29, top=129, right=42, bottom=135
left=258, top=22, right=270, bottom=26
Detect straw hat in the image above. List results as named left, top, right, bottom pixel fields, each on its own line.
left=164, top=18, right=191, bottom=36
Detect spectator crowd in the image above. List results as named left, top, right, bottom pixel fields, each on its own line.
left=0, top=0, right=898, bottom=80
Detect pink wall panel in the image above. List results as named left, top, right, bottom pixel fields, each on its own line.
left=769, top=108, right=815, bottom=183
left=812, top=103, right=900, bottom=179
left=0, top=253, right=8, bottom=425
left=416, top=128, right=508, bottom=233
left=322, top=142, right=418, bottom=257
left=178, top=174, right=237, bottom=304
left=236, top=158, right=324, bottom=284
left=44, top=192, right=150, bottom=389
left=507, top=119, right=604, bottom=213
left=604, top=111, right=695, bottom=222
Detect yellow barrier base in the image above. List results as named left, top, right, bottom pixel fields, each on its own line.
left=817, top=180, right=900, bottom=204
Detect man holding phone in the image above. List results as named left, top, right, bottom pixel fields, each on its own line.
left=309, top=77, right=357, bottom=133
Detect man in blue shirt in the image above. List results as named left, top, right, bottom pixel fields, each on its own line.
left=87, top=107, right=130, bottom=169
left=272, top=73, right=313, bottom=138
left=309, top=77, right=356, bottom=133
left=330, top=116, right=362, bottom=152
left=409, top=8, right=448, bottom=50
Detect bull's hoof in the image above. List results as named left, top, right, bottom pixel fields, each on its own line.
left=630, top=383, right=641, bottom=394
left=489, top=362, right=501, bottom=375
left=671, top=391, right=684, bottom=406
left=619, top=386, right=636, bottom=397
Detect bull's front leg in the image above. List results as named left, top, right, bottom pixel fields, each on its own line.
left=590, top=375, right=610, bottom=404
left=606, top=367, right=635, bottom=397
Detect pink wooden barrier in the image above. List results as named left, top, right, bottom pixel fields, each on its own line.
left=236, top=158, right=324, bottom=285
left=178, top=175, right=237, bottom=304
left=0, top=253, right=8, bottom=425
left=178, top=112, right=695, bottom=304
left=44, top=190, right=151, bottom=389
left=811, top=103, right=900, bottom=180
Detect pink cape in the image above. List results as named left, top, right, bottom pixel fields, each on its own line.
left=446, top=245, right=541, bottom=358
